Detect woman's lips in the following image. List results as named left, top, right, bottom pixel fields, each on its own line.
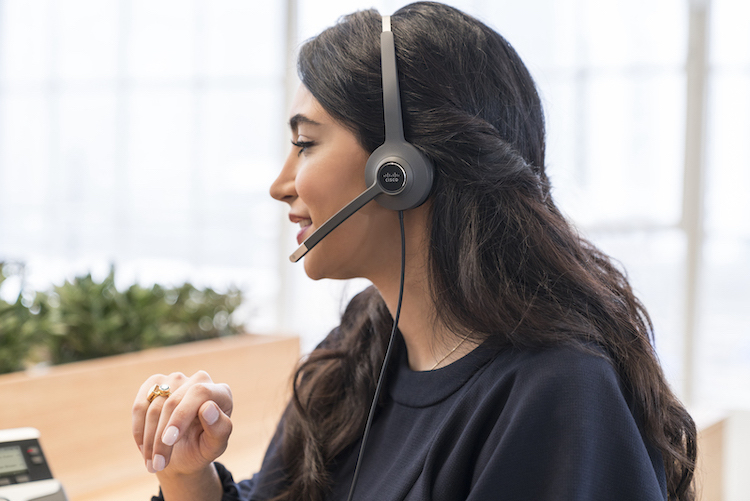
left=296, top=219, right=313, bottom=245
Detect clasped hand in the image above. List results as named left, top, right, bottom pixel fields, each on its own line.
left=132, top=371, right=233, bottom=476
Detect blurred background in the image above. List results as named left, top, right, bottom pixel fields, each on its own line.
left=0, top=0, right=747, bottom=421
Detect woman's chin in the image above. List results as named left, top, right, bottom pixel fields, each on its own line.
left=303, top=263, right=326, bottom=281
left=302, top=253, right=335, bottom=281
left=303, top=251, right=358, bottom=282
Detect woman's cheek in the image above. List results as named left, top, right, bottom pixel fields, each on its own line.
left=294, top=166, right=319, bottom=207
left=297, top=163, right=342, bottom=216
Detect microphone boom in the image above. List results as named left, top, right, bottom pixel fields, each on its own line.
left=289, top=181, right=383, bottom=262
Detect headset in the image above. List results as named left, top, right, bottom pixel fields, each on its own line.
left=289, top=15, right=434, bottom=263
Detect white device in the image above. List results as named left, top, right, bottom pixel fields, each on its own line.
left=0, top=428, right=67, bottom=501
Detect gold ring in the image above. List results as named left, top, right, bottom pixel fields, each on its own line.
left=147, top=384, right=171, bottom=403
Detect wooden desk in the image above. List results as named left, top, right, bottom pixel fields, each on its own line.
left=695, top=410, right=750, bottom=501
left=0, top=334, right=299, bottom=500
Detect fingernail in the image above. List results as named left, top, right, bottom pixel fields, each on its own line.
left=146, top=459, right=155, bottom=474
left=162, top=426, right=179, bottom=446
left=203, top=403, right=219, bottom=425
left=153, top=454, right=166, bottom=472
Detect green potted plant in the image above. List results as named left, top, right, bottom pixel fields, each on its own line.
left=0, top=263, right=244, bottom=373
left=0, top=263, right=43, bottom=373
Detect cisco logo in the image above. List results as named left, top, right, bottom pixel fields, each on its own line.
left=378, top=162, right=406, bottom=194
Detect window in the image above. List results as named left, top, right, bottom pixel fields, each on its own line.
left=0, top=0, right=287, bottom=332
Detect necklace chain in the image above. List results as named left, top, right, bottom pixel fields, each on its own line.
left=430, top=333, right=472, bottom=370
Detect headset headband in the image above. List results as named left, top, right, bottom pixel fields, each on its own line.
left=381, top=16, right=406, bottom=143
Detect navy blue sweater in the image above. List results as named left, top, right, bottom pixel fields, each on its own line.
left=159, top=335, right=668, bottom=500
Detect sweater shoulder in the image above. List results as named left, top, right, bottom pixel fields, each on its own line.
left=476, top=343, right=626, bottom=413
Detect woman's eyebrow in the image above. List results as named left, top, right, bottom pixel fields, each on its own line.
left=289, top=114, right=322, bottom=133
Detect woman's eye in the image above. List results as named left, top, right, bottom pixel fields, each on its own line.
left=291, top=140, right=314, bottom=156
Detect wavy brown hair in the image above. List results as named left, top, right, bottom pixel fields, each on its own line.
left=272, top=3, right=696, bottom=500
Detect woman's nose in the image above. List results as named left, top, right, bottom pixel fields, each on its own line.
left=270, top=153, right=297, bottom=203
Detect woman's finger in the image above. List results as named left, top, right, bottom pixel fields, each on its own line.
left=132, top=374, right=170, bottom=453
left=196, top=399, right=233, bottom=459
left=131, top=372, right=188, bottom=470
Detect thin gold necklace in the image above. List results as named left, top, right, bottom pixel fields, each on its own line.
left=430, top=333, right=472, bottom=370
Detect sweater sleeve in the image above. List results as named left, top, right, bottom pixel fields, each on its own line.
left=464, top=349, right=667, bottom=501
left=148, top=463, right=255, bottom=501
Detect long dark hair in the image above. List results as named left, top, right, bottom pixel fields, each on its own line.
left=274, top=2, right=696, bottom=500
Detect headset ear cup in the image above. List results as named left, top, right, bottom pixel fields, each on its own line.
left=365, top=141, right=434, bottom=211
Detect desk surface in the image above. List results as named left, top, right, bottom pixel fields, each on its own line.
left=0, top=334, right=299, bottom=501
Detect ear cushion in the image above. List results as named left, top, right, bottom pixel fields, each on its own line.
left=365, top=140, right=434, bottom=211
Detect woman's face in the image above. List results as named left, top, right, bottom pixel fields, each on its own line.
left=270, top=85, right=401, bottom=281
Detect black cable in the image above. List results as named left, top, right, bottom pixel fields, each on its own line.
left=345, top=210, right=406, bottom=501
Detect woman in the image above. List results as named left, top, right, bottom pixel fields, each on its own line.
left=132, top=3, right=696, bottom=500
